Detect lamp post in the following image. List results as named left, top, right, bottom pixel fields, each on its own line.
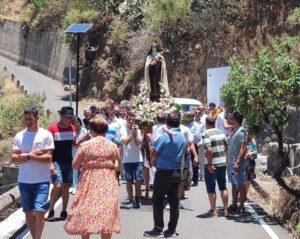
left=65, top=23, right=93, bottom=116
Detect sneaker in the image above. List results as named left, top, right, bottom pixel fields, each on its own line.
left=164, top=229, right=178, bottom=237
left=60, top=211, right=68, bottom=220
left=133, top=197, right=141, bottom=209
left=204, top=209, right=218, bottom=218
left=165, top=203, right=170, bottom=210
left=46, top=210, right=55, bottom=222
left=71, top=188, right=77, bottom=195
left=144, top=227, right=164, bottom=237
left=179, top=200, right=184, bottom=209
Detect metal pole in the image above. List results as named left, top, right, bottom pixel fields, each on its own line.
left=68, top=66, right=72, bottom=107
left=76, top=34, right=80, bottom=116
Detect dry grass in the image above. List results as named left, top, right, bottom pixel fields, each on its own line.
left=0, top=0, right=26, bottom=21
left=0, top=72, right=22, bottom=106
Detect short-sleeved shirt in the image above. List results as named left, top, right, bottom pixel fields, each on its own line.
left=187, top=120, right=201, bottom=145
left=121, top=127, right=143, bottom=163
left=154, top=128, right=187, bottom=170
left=13, top=128, right=54, bottom=183
left=202, top=128, right=227, bottom=166
left=228, top=127, right=248, bottom=163
left=48, top=123, right=76, bottom=164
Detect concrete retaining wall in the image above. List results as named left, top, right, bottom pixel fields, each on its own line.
left=0, top=20, right=74, bottom=82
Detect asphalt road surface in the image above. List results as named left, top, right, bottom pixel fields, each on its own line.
left=0, top=55, right=81, bottom=116
left=21, top=180, right=292, bottom=239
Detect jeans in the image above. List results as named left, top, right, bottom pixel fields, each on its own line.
left=152, top=169, right=181, bottom=231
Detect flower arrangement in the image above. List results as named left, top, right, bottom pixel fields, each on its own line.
left=131, top=82, right=177, bottom=127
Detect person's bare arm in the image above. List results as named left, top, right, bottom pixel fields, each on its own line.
left=72, top=147, right=84, bottom=170
left=223, top=118, right=234, bottom=131
left=29, top=149, right=53, bottom=163
left=11, top=149, right=28, bottom=164
left=189, top=141, right=199, bottom=166
left=122, top=133, right=133, bottom=145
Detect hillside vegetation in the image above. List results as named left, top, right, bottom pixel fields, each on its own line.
left=1, top=0, right=299, bottom=101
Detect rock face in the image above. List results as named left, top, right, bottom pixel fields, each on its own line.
left=256, top=154, right=267, bottom=172
left=267, top=142, right=300, bottom=176
left=292, top=145, right=300, bottom=176
left=267, top=142, right=288, bottom=175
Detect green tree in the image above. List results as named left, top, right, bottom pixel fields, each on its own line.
left=222, top=37, right=300, bottom=198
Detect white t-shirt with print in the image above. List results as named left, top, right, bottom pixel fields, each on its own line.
left=121, top=127, right=143, bottom=163
left=13, top=128, right=54, bottom=183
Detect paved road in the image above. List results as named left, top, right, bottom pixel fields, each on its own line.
left=0, top=55, right=80, bottom=116
left=21, top=180, right=292, bottom=239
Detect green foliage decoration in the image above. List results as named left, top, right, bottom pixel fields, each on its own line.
left=221, top=36, right=300, bottom=135
left=296, top=223, right=300, bottom=233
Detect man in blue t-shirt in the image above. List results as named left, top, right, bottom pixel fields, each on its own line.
left=144, top=110, right=187, bottom=238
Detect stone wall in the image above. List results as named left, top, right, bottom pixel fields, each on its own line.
left=0, top=19, right=74, bottom=82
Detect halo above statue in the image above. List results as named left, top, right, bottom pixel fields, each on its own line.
left=146, top=37, right=163, bottom=52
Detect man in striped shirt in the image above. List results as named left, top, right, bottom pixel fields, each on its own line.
left=202, top=116, right=228, bottom=217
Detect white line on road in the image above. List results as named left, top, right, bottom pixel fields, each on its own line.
left=245, top=202, right=279, bottom=239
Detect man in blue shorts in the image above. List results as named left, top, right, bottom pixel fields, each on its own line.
left=202, top=116, right=228, bottom=217
left=121, top=111, right=143, bottom=209
left=228, top=112, right=248, bottom=214
left=11, top=107, right=54, bottom=239
left=47, top=106, right=76, bottom=221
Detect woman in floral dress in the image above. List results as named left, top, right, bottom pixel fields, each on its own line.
left=64, top=117, right=121, bottom=239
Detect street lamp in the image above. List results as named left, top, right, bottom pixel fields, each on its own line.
left=65, top=23, right=93, bottom=116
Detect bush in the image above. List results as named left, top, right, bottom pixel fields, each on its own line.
left=21, top=1, right=68, bottom=31
left=0, top=139, right=12, bottom=166
left=0, top=94, right=46, bottom=139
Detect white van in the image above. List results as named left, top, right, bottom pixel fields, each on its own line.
left=173, top=98, right=202, bottom=112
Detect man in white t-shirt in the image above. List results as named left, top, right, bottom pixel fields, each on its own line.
left=121, top=111, right=143, bottom=209
left=11, top=107, right=54, bottom=239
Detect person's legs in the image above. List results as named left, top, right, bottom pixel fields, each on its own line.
left=61, top=183, right=71, bottom=212
left=101, top=233, right=112, bottom=239
left=191, top=144, right=199, bottom=185
left=152, top=170, right=170, bottom=229
left=198, top=145, right=205, bottom=180
left=143, top=167, right=150, bottom=197
left=81, top=234, right=89, bottom=239
left=49, top=184, right=61, bottom=211
left=204, top=166, right=217, bottom=211
left=216, top=166, right=228, bottom=211
left=237, top=163, right=246, bottom=211
left=33, top=182, right=49, bottom=238
left=245, top=180, right=251, bottom=197
left=34, top=211, right=46, bottom=239
left=123, top=163, right=134, bottom=201
left=25, top=212, right=36, bottom=238
left=72, top=169, right=80, bottom=190
left=167, top=172, right=181, bottom=232
left=134, top=162, right=144, bottom=198
left=231, top=184, right=238, bottom=208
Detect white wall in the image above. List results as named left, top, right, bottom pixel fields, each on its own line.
left=207, top=66, right=231, bottom=106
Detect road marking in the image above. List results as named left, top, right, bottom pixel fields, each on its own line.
left=245, top=202, right=279, bottom=239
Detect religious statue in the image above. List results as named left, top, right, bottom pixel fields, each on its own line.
left=144, top=39, right=169, bottom=101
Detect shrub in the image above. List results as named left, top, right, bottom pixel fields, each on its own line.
left=287, top=7, right=300, bottom=27
left=0, top=139, right=12, bottom=166
left=21, top=1, right=68, bottom=31
left=0, top=94, right=46, bottom=139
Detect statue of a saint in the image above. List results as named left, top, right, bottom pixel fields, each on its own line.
left=144, top=40, right=169, bottom=101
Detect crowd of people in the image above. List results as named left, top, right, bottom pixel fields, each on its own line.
left=11, top=99, right=258, bottom=239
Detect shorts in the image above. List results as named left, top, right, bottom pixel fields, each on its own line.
left=204, top=165, right=227, bottom=194
left=51, top=161, right=73, bottom=184
left=123, top=162, right=144, bottom=183
left=18, top=182, right=50, bottom=213
left=227, top=161, right=246, bottom=186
